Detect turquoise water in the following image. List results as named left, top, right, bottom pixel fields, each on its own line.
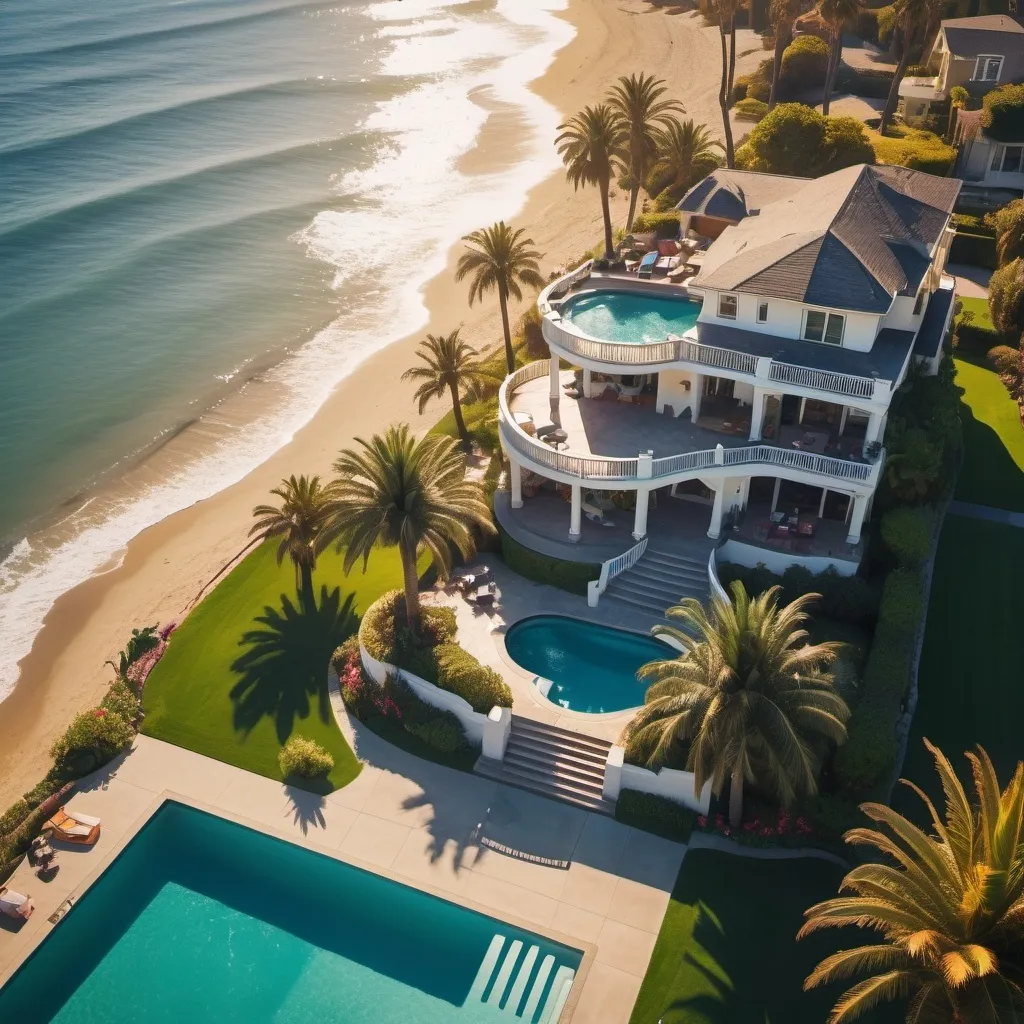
left=0, top=802, right=582, bottom=1023
left=504, top=615, right=673, bottom=714
left=559, top=291, right=700, bottom=345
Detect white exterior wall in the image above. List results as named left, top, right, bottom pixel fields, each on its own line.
left=882, top=295, right=924, bottom=332
left=718, top=538, right=859, bottom=576
left=962, top=137, right=1024, bottom=190
left=695, top=288, right=884, bottom=352
left=656, top=370, right=702, bottom=417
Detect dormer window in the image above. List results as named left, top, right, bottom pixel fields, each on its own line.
left=718, top=293, right=737, bottom=319
left=803, top=309, right=845, bottom=346
left=973, top=55, right=1003, bottom=82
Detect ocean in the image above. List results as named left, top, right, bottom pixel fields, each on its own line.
left=0, top=0, right=571, bottom=700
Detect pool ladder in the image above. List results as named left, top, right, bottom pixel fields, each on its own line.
left=464, top=933, right=575, bottom=1022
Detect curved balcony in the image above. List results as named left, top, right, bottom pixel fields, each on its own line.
left=497, top=361, right=881, bottom=489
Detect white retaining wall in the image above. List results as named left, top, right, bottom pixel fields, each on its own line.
left=602, top=745, right=712, bottom=813
left=718, top=538, right=858, bottom=577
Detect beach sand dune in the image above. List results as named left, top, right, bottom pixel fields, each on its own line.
left=0, top=0, right=763, bottom=807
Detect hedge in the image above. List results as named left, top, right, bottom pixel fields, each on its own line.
left=434, top=643, right=512, bottom=713
left=629, top=210, right=680, bottom=238
left=880, top=506, right=934, bottom=569
left=956, top=322, right=1002, bottom=356
left=50, top=708, right=135, bottom=778
left=278, top=736, right=334, bottom=779
left=734, top=97, right=769, bottom=122
left=949, top=231, right=997, bottom=270
left=614, top=789, right=695, bottom=842
left=952, top=213, right=995, bottom=237
left=499, top=527, right=600, bottom=597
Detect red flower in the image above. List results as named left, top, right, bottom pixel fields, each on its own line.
left=697, top=815, right=707, bottom=828
left=93, top=708, right=107, bottom=718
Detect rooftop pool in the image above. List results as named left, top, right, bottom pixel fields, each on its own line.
left=504, top=616, right=673, bottom=715
left=0, top=802, right=582, bottom=1023
left=558, top=290, right=701, bottom=345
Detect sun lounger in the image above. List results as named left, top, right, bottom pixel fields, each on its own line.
left=0, top=887, right=34, bottom=920
left=583, top=500, right=616, bottom=527
left=46, top=808, right=101, bottom=845
left=635, top=251, right=658, bottom=279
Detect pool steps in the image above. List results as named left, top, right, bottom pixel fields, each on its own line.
left=466, top=933, right=576, bottom=1021
left=474, top=717, right=613, bottom=814
left=602, top=546, right=709, bottom=619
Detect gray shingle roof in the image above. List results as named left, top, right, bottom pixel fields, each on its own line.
left=691, top=164, right=961, bottom=314
left=675, top=169, right=808, bottom=221
left=942, top=15, right=1024, bottom=59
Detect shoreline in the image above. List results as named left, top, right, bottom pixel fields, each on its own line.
left=0, top=0, right=758, bottom=808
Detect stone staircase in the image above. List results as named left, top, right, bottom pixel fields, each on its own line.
left=601, top=545, right=709, bottom=620
left=474, top=716, right=613, bottom=814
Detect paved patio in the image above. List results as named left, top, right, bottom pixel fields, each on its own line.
left=0, top=711, right=685, bottom=1022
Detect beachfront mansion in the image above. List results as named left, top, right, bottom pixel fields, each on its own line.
left=495, top=163, right=959, bottom=614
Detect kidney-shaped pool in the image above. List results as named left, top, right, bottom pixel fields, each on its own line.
left=504, top=615, right=675, bottom=714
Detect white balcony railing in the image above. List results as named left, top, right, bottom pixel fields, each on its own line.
left=587, top=536, right=649, bottom=607
left=537, top=259, right=593, bottom=314
left=768, top=361, right=877, bottom=400
left=498, top=361, right=881, bottom=487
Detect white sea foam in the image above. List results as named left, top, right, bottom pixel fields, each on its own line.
left=0, top=0, right=572, bottom=701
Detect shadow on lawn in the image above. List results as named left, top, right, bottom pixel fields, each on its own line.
left=956, top=392, right=1024, bottom=510
left=229, top=585, right=357, bottom=744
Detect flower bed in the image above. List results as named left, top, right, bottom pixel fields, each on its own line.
left=696, top=808, right=814, bottom=848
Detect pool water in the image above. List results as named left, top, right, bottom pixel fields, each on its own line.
left=0, top=802, right=581, bottom=1023
left=559, top=290, right=701, bottom=345
left=504, top=616, right=674, bottom=714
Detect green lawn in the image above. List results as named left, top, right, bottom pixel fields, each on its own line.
left=629, top=849, right=899, bottom=1024
left=957, top=295, right=994, bottom=331
left=896, top=515, right=1024, bottom=817
left=142, top=542, right=412, bottom=791
left=955, top=357, right=1024, bottom=513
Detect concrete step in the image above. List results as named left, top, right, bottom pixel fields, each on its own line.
left=473, top=757, right=613, bottom=814
left=644, top=547, right=709, bottom=570
left=601, top=588, right=675, bottom=619
left=510, top=716, right=612, bottom=757
left=607, top=574, right=706, bottom=606
left=630, top=560, right=708, bottom=587
left=505, top=733, right=608, bottom=772
left=504, top=745, right=607, bottom=787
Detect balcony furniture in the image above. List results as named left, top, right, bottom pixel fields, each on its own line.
left=636, top=251, right=659, bottom=278
left=512, top=411, right=536, bottom=436
left=46, top=808, right=101, bottom=845
left=797, top=518, right=817, bottom=537
left=544, top=429, right=569, bottom=450
left=0, top=888, right=34, bottom=921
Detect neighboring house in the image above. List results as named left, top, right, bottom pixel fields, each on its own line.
left=954, top=107, right=1024, bottom=199
left=901, top=14, right=1024, bottom=125
left=495, top=164, right=959, bottom=598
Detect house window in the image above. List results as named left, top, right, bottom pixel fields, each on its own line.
left=973, top=55, right=1003, bottom=82
left=718, top=293, right=737, bottom=319
left=803, top=309, right=845, bottom=345
left=756, top=300, right=768, bottom=323
left=991, top=144, right=1024, bottom=173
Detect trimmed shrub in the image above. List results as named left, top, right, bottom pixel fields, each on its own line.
left=278, top=736, right=334, bottom=779
left=51, top=708, right=134, bottom=778
left=953, top=213, right=995, bottom=237
left=878, top=570, right=925, bottom=634
left=880, top=506, right=934, bottom=569
left=734, top=98, right=769, bottom=122
left=950, top=231, right=997, bottom=270
left=981, top=82, right=1024, bottom=143
left=989, top=344, right=1022, bottom=376
left=406, top=717, right=466, bottom=754
left=381, top=673, right=471, bottom=751
left=0, top=800, right=30, bottom=837
left=780, top=35, right=828, bottom=92
left=101, top=680, right=142, bottom=725
left=614, top=789, right=695, bottom=843
left=989, top=258, right=1024, bottom=337
left=434, top=644, right=512, bottom=712
left=955, top=322, right=1002, bottom=355
left=499, top=528, right=599, bottom=596
left=868, top=126, right=956, bottom=175
left=629, top=210, right=680, bottom=238
left=798, top=793, right=866, bottom=843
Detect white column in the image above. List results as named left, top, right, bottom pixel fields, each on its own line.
left=691, top=373, right=703, bottom=420
left=798, top=396, right=807, bottom=425
left=771, top=477, right=782, bottom=513
left=839, top=405, right=849, bottom=437
left=549, top=357, right=561, bottom=425
left=749, top=388, right=767, bottom=441
left=865, top=410, right=885, bottom=444
left=707, top=486, right=726, bottom=540
left=509, top=457, right=523, bottom=509
left=846, top=493, right=868, bottom=544
left=818, top=487, right=828, bottom=518
left=582, top=367, right=593, bottom=399
left=633, top=488, right=650, bottom=540
left=569, top=483, right=582, bottom=541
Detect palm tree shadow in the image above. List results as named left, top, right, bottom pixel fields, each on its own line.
left=229, top=585, right=358, bottom=744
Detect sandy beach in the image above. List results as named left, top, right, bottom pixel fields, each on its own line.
left=0, top=0, right=762, bottom=807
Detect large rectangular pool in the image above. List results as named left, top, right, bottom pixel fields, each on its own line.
left=0, top=802, right=582, bottom=1023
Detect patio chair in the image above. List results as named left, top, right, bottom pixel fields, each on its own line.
left=582, top=499, right=615, bottom=527
left=0, top=887, right=34, bottom=920
left=45, top=807, right=101, bottom=845
left=636, top=251, right=658, bottom=279
left=797, top=518, right=817, bottom=537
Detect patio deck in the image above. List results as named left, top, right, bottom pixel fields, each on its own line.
left=726, top=501, right=863, bottom=563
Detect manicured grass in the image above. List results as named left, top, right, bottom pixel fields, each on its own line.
left=957, top=295, right=994, bottom=332
left=142, top=542, right=414, bottom=791
left=955, top=357, right=1024, bottom=512
left=896, top=515, right=1024, bottom=816
left=629, top=849, right=899, bottom=1024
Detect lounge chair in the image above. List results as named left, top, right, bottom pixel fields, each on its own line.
left=46, top=807, right=101, bottom=845
left=582, top=499, right=615, bottom=527
left=0, top=887, right=34, bottom=920
left=636, top=251, right=658, bottom=279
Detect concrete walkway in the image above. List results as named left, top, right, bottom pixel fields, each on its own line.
left=947, top=264, right=991, bottom=299
left=949, top=501, right=1024, bottom=528
left=0, top=723, right=685, bottom=1022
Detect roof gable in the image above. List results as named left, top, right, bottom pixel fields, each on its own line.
left=941, top=15, right=1024, bottom=58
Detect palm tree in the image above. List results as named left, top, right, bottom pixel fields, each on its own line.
left=769, top=0, right=803, bottom=110
left=879, top=0, right=937, bottom=135
left=606, top=73, right=683, bottom=232
left=401, top=330, right=490, bottom=449
left=714, top=0, right=741, bottom=167
left=651, top=118, right=724, bottom=199
left=455, top=222, right=545, bottom=376
left=623, top=581, right=849, bottom=828
left=323, top=425, right=493, bottom=632
left=801, top=740, right=1024, bottom=1023
left=250, top=475, right=329, bottom=608
left=820, top=0, right=862, bottom=116
left=555, top=104, right=629, bottom=260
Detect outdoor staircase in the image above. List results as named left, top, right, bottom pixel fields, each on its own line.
left=474, top=716, right=613, bottom=814
left=464, top=932, right=576, bottom=1021
left=601, top=545, right=709, bottom=620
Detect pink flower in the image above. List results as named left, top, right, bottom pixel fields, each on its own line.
left=697, top=815, right=707, bottom=828
left=761, top=827, right=773, bottom=837
left=723, top=828, right=731, bottom=836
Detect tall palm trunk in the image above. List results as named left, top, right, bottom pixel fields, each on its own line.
left=626, top=177, right=640, bottom=236
left=823, top=30, right=841, bottom=116
left=768, top=23, right=789, bottom=110
left=497, top=286, right=514, bottom=374
left=718, top=26, right=736, bottom=168
left=729, top=763, right=745, bottom=828
left=880, top=31, right=912, bottom=136
left=298, top=561, right=315, bottom=612
left=449, top=381, right=470, bottom=449
left=728, top=18, right=737, bottom=100
left=400, top=537, right=421, bottom=633
left=599, top=171, right=614, bottom=259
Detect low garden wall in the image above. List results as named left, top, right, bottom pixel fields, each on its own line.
left=603, top=745, right=712, bottom=814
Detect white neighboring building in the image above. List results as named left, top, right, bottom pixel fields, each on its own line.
left=496, top=164, right=959, bottom=590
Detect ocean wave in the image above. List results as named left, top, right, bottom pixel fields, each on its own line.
left=0, top=0, right=573, bottom=702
